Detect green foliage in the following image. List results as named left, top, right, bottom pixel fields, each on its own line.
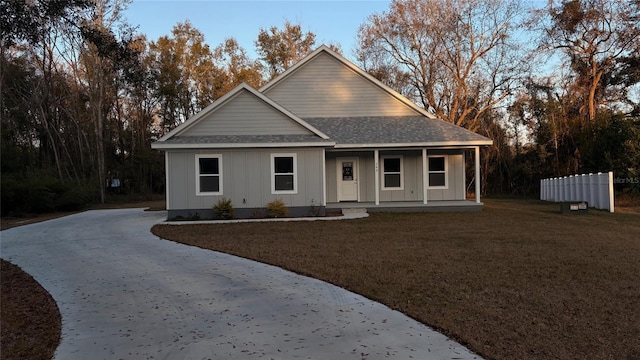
left=1, top=0, right=92, bottom=46
left=266, top=199, right=289, bottom=218
left=213, top=197, right=234, bottom=220
left=0, top=174, right=94, bottom=216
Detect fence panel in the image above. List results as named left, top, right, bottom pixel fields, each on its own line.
left=540, top=172, right=614, bottom=213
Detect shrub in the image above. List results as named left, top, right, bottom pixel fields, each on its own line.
left=213, top=197, right=234, bottom=219
left=55, top=187, right=94, bottom=211
left=266, top=199, right=288, bottom=218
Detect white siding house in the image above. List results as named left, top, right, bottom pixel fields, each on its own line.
left=152, top=46, right=492, bottom=219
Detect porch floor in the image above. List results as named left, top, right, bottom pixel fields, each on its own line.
left=326, top=200, right=483, bottom=212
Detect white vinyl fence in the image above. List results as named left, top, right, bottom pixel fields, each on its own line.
left=540, top=172, right=614, bottom=213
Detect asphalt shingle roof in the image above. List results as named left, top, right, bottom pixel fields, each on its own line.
left=304, top=116, right=491, bottom=145
left=163, top=134, right=333, bottom=145
left=157, top=116, right=491, bottom=148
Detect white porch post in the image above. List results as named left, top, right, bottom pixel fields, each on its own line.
left=475, top=146, right=481, bottom=204
left=422, top=148, right=428, bottom=204
left=374, top=149, right=380, bottom=205
left=321, top=148, right=327, bottom=206
left=165, top=152, right=170, bottom=210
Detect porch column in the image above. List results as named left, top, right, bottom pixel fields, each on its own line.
left=321, top=148, right=327, bottom=205
left=422, top=148, right=428, bottom=204
left=475, top=146, right=481, bottom=204
left=374, top=149, right=380, bottom=205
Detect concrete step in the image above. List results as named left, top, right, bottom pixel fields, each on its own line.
left=341, top=208, right=368, bottom=215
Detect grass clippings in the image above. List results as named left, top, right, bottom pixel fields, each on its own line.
left=0, top=259, right=61, bottom=360
left=152, top=199, right=640, bottom=360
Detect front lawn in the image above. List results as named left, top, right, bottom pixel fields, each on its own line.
left=152, top=199, right=640, bottom=360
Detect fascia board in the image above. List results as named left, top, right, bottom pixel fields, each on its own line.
left=151, top=141, right=336, bottom=150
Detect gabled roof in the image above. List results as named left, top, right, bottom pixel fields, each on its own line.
left=153, top=83, right=330, bottom=148
left=305, top=116, right=493, bottom=148
left=260, top=45, right=437, bottom=119
left=152, top=134, right=334, bottom=149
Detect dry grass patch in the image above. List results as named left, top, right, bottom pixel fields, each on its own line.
left=152, top=199, right=640, bottom=360
left=0, top=259, right=61, bottom=360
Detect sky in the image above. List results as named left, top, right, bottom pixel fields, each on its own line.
left=123, top=0, right=391, bottom=61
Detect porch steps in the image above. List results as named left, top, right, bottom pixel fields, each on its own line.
left=341, top=208, right=368, bottom=216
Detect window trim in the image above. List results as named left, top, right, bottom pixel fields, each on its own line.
left=381, top=155, right=404, bottom=190
left=427, top=155, right=448, bottom=189
left=271, top=153, right=298, bottom=194
left=195, top=154, right=223, bottom=196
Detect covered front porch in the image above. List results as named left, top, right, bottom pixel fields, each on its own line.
left=322, top=146, right=484, bottom=212
left=326, top=200, right=483, bottom=212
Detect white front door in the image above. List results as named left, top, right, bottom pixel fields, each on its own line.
left=337, top=158, right=358, bottom=202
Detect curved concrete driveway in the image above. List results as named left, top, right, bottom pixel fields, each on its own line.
left=1, top=209, right=480, bottom=359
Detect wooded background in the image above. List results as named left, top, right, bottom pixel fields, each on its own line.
left=1, top=0, right=639, bottom=216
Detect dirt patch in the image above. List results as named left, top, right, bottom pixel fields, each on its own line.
left=152, top=199, right=640, bottom=360
left=0, top=259, right=61, bottom=360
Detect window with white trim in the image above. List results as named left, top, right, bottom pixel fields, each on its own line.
left=428, top=156, right=447, bottom=189
left=271, top=153, right=297, bottom=194
left=196, top=155, right=222, bottom=195
left=381, top=156, right=403, bottom=190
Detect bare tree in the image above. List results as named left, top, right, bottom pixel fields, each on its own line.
left=534, top=0, right=640, bottom=121
left=357, top=0, right=527, bottom=131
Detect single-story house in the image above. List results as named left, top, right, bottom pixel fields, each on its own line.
left=151, top=45, right=493, bottom=219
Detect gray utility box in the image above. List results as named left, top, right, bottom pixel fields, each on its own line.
left=560, top=201, right=589, bottom=214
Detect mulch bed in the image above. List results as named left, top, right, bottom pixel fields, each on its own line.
left=0, top=259, right=61, bottom=360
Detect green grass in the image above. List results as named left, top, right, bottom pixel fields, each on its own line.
left=152, top=199, right=640, bottom=360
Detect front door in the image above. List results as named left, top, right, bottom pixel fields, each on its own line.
left=337, top=158, right=358, bottom=201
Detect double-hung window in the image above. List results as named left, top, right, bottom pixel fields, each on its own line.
left=428, top=156, right=447, bottom=189
left=271, top=153, right=297, bottom=194
left=196, top=155, right=222, bottom=195
left=381, top=156, right=403, bottom=190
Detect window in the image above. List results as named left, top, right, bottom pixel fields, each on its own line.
left=271, top=153, right=297, bottom=194
left=428, top=156, right=447, bottom=189
left=381, top=156, right=403, bottom=190
left=196, top=155, right=222, bottom=195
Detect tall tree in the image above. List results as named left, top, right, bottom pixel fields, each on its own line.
left=0, top=0, right=92, bottom=46
left=213, top=37, right=264, bottom=91
left=149, top=21, right=225, bottom=133
left=356, top=0, right=526, bottom=131
left=255, top=21, right=316, bottom=79
left=536, top=0, right=640, bottom=121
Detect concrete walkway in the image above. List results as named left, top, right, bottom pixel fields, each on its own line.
left=1, top=209, right=481, bottom=359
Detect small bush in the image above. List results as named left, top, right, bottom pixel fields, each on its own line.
left=213, top=197, right=234, bottom=219
left=266, top=199, right=288, bottom=218
left=55, top=187, right=94, bottom=211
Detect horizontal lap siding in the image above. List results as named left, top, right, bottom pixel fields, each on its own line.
left=264, top=53, right=419, bottom=118
left=167, top=149, right=324, bottom=210
left=180, top=90, right=310, bottom=136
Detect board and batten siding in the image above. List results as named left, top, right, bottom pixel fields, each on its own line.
left=167, top=148, right=324, bottom=211
left=325, top=150, right=465, bottom=203
left=426, top=153, right=465, bottom=201
left=263, top=52, right=420, bottom=118
left=179, top=89, right=311, bottom=137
